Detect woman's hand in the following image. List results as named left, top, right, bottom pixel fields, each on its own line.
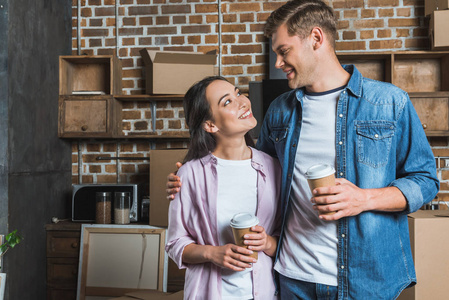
left=243, top=225, right=278, bottom=257
left=206, top=244, right=256, bottom=271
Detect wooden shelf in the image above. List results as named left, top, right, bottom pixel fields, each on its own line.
left=114, top=94, right=184, bottom=101
left=118, top=133, right=190, bottom=139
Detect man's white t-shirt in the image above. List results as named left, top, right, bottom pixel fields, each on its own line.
left=215, top=156, right=258, bottom=299
left=274, top=87, right=343, bottom=286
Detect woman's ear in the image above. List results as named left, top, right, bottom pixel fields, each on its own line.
left=203, top=120, right=219, bottom=133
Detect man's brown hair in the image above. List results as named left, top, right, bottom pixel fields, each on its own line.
left=264, top=0, right=337, bottom=48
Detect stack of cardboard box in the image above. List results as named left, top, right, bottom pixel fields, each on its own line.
left=426, top=0, right=449, bottom=50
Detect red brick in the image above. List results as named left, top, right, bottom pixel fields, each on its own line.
left=388, top=18, right=420, bottom=27
left=231, top=44, right=262, bottom=54
left=181, top=25, right=211, bottom=34
left=343, top=31, right=356, bottom=40
left=161, top=5, right=191, bottom=14
left=128, top=6, right=158, bottom=15
left=377, top=29, right=391, bottom=38
left=105, top=164, right=117, bottom=173
left=396, top=29, right=410, bottom=37
left=222, top=66, right=244, bottom=75
left=156, top=16, right=170, bottom=25
left=206, top=15, right=218, bottom=23
left=171, top=36, right=185, bottom=44
left=367, top=0, right=399, bottom=7
left=369, top=39, right=402, bottom=49
left=222, top=24, right=246, bottom=33
left=95, top=7, right=115, bottom=16
left=188, top=35, right=201, bottom=44
left=223, top=14, right=237, bottom=23
left=361, top=9, right=376, bottom=18
left=336, top=41, right=366, bottom=51
left=354, top=19, right=384, bottom=29
left=96, top=175, right=117, bottom=183
left=195, top=4, right=217, bottom=13
left=360, top=30, right=375, bottom=39
left=222, top=55, right=252, bottom=65
left=147, top=27, right=177, bottom=35
left=238, top=35, right=253, bottom=43
left=173, top=16, right=186, bottom=24
left=229, top=3, right=260, bottom=12
left=343, top=10, right=358, bottom=18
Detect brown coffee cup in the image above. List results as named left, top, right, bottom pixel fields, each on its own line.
left=305, top=164, right=336, bottom=215
left=230, top=212, right=259, bottom=259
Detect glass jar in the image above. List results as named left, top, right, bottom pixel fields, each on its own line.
left=95, top=192, right=112, bottom=224
left=114, top=192, right=130, bottom=224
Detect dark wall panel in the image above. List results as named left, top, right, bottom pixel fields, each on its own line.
left=2, top=0, right=72, bottom=299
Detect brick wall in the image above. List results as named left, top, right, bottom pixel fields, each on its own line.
left=70, top=0, right=449, bottom=207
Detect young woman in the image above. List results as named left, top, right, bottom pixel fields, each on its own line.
left=165, top=76, right=281, bottom=299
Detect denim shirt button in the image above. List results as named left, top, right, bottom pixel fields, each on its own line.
left=339, top=114, right=343, bottom=118
left=276, top=138, right=279, bottom=142
left=374, top=134, right=379, bottom=138
left=341, top=234, right=345, bottom=238
left=341, top=265, right=345, bottom=269
left=339, top=172, right=343, bottom=176
left=338, top=141, right=343, bottom=145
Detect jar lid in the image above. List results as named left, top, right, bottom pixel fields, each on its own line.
left=230, top=212, right=259, bottom=229
left=96, top=191, right=111, bottom=197
left=114, top=192, right=130, bottom=197
left=305, top=164, right=335, bottom=180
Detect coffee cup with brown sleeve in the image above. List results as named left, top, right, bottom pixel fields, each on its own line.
left=305, top=163, right=336, bottom=215
left=230, top=212, right=259, bottom=259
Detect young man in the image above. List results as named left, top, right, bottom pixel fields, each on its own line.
left=167, top=1, right=439, bottom=299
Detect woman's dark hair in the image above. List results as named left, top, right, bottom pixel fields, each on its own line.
left=183, top=76, right=255, bottom=163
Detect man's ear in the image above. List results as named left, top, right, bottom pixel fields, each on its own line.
left=310, top=27, right=324, bottom=50
left=203, top=120, right=219, bottom=133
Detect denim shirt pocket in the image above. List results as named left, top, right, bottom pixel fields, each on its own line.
left=269, top=127, right=289, bottom=161
left=355, top=121, right=396, bottom=168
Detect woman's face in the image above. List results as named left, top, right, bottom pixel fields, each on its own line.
left=204, top=80, right=257, bottom=137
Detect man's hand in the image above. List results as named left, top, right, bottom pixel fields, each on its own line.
left=166, top=162, right=183, bottom=200
left=311, top=178, right=407, bottom=221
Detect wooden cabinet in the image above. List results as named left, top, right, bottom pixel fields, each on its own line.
left=58, top=95, right=121, bottom=138
left=337, top=51, right=449, bottom=136
left=58, top=55, right=122, bottom=138
left=45, top=222, right=81, bottom=300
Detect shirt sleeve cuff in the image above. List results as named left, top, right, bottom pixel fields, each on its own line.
left=389, top=178, right=423, bottom=214
left=165, top=237, right=196, bottom=269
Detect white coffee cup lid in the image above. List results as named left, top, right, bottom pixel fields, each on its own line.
left=230, top=212, right=259, bottom=229
left=305, top=164, right=335, bottom=180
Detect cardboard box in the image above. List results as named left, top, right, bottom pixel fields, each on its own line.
left=140, top=49, right=216, bottom=95
left=149, top=149, right=188, bottom=227
left=425, top=0, right=449, bottom=16
left=397, top=210, right=449, bottom=300
left=110, top=290, right=184, bottom=300
left=429, top=10, right=449, bottom=50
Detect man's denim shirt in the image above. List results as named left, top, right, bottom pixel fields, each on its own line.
left=256, top=65, right=439, bottom=299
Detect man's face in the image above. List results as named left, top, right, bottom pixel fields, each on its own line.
left=271, top=24, right=316, bottom=89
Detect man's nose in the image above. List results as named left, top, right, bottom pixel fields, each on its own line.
left=274, top=54, right=284, bottom=69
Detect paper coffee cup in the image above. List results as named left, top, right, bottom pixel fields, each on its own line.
left=230, top=212, right=259, bottom=259
left=305, top=164, right=336, bottom=215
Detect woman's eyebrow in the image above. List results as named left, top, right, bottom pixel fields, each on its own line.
left=218, top=87, right=238, bottom=105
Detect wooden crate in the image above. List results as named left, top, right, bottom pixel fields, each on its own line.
left=59, top=55, right=122, bottom=96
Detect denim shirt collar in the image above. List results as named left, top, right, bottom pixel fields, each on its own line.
left=294, top=64, right=363, bottom=101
